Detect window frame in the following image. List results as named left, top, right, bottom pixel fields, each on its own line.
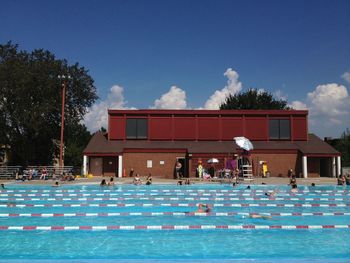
left=126, top=118, right=148, bottom=139
left=269, top=119, right=291, bottom=140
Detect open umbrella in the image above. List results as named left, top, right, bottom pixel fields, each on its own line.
left=234, top=136, right=254, bottom=151
left=207, top=158, right=219, bottom=164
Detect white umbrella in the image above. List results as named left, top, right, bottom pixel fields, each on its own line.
left=207, top=158, right=219, bottom=164
left=234, top=136, right=254, bottom=151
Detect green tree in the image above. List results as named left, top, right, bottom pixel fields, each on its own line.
left=0, top=42, right=98, bottom=166
left=220, top=89, right=290, bottom=110
left=64, top=122, right=92, bottom=168
left=328, top=129, right=350, bottom=167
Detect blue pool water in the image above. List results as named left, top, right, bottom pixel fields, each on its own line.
left=0, top=183, right=349, bottom=262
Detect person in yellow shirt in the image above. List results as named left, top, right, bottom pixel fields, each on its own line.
left=197, top=161, right=203, bottom=178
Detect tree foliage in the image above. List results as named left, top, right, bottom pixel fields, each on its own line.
left=64, top=122, right=92, bottom=168
left=0, top=42, right=98, bottom=166
left=220, top=89, right=290, bottom=110
left=327, top=129, right=350, bottom=167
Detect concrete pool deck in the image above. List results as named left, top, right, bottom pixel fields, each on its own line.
left=0, top=176, right=339, bottom=186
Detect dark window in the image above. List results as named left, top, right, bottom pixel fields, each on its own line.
left=269, top=120, right=279, bottom=140
left=126, top=119, right=148, bottom=139
left=269, top=119, right=290, bottom=140
left=126, top=119, right=137, bottom=139
left=279, top=119, right=290, bottom=139
left=136, top=119, right=148, bottom=139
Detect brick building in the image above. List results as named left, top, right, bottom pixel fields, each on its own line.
left=83, top=109, right=341, bottom=178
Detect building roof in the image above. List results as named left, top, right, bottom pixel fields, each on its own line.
left=108, top=109, right=308, bottom=116
left=295, top=134, right=340, bottom=155
left=84, top=132, right=237, bottom=154
left=84, top=132, right=339, bottom=156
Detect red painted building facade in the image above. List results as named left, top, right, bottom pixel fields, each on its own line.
left=83, top=109, right=341, bottom=179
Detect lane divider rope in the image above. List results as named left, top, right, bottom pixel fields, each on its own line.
left=0, top=212, right=349, bottom=217
left=1, top=189, right=348, bottom=193
left=1, top=203, right=349, bottom=207
left=1, top=193, right=347, bottom=197
left=1, top=196, right=349, bottom=201
left=0, top=224, right=349, bottom=231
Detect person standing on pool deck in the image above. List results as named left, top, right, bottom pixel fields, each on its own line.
left=175, top=161, right=182, bottom=179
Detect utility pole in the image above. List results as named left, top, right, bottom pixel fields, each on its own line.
left=58, top=75, right=71, bottom=168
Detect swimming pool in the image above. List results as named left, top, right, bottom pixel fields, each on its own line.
left=0, top=184, right=349, bottom=262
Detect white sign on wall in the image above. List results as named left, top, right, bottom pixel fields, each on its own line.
left=147, top=160, right=153, bottom=168
left=160, top=161, right=165, bottom=165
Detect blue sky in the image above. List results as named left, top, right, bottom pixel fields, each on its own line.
left=1, top=0, right=350, bottom=137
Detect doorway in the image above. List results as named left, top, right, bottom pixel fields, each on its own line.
left=176, top=157, right=188, bottom=178
left=320, top=158, right=331, bottom=177
left=103, top=156, right=118, bottom=177
left=90, top=157, right=103, bottom=176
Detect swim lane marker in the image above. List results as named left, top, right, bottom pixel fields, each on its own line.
left=1, top=203, right=349, bottom=207
left=0, top=212, right=349, bottom=217
left=0, top=224, right=349, bottom=231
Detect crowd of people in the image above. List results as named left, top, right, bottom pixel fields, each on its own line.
left=47, top=164, right=349, bottom=190
left=13, top=167, right=76, bottom=182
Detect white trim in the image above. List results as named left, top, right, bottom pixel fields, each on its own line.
left=332, top=157, right=336, bottom=178
left=302, top=156, right=308, bottom=178
left=83, top=155, right=88, bottom=176
left=118, top=155, right=123, bottom=178
left=337, top=156, right=341, bottom=177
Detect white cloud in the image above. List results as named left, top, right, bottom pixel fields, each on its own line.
left=305, top=83, right=350, bottom=136
left=341, top=72, right=350, bottom=84
left=257, top=88, right=265, bottom=95
left=289, top=100, right=308, bottom=110
left=83, top=85, right=131, bottom=132
left=307, top=83, right=349, bottom=117
left=204, top=68, right=242, bottom=109
left=152, top=86, right=187, bottom=109
left=329, top=118, right=342, bottom=125
left=274, top=90, right=287, bottom=101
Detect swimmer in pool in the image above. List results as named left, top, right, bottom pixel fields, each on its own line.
left=264, top=189, right=278, bottom=198
left=249, top=214, right=272, bottom=220
left=52, top=181, right=60, bottom=187
left=290, top=184, right=298, bottom=193
left=196, top=203, right=212, bottom=213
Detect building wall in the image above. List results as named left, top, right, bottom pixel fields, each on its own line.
left=123, top=152, right=186, bottom=179
left=189, top=154, right=232, bottom=177
left=188, top=153, right=302, bottom=178
left=89, top=154, right=325, bottom=178
left=251, top=153, right=300, bottom=177
left=292, top=117, right=308, bottom=141
left=108, top=110, right=308, bottom=141
left=109, top=115, right=125, bottom=140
